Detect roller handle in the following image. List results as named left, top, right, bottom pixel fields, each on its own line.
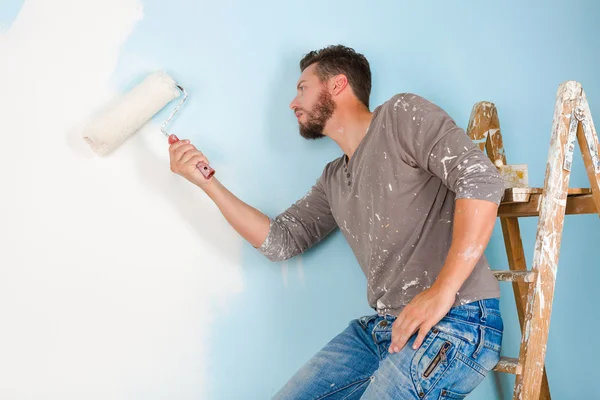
left=168, top=134, right=215, bottom=179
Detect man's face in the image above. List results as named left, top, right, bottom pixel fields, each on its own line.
left=289, top=63, right=336, bottom=140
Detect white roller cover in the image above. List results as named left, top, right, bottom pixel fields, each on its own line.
left=82, top=71, right=181, bottom=156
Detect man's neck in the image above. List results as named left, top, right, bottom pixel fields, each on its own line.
left=324, top=104, right=374, bottom=161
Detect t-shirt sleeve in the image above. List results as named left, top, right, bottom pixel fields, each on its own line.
left=392, top=93, right=506, bottom=204
left=256, top=168, right=338, bottom=262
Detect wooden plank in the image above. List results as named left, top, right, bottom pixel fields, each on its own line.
left=499, top=164, right=529, bottom=188
left=485, top=104, right=507, bottom=166
left=500, top=219, right=529, bottom=325
left=501, top=219, right=552, bottom=400
left=502, top=188, right=533, bottom=204
left=493, top=356, right=522, bottom=375
left=576, top=92, right=600, bottom=217
left=566, top=188, right=590, bottom=195
left=467, top=101, right=507, bottom=166
left=467, top=102, right=552, bottom=399
left=505, top=187, right=590, bottom=196
left=513, top=81, right=580, bottom=400
left=493, top=270, right=536, bottom=283
left=499, top=193, right=597, bottom=217
left=501, top=187, right=591, bottom=204
left=468, top=102, right=496, bottom=150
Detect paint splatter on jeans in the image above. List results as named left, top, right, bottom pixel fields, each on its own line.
left=273, top=299, right=502, bottom=399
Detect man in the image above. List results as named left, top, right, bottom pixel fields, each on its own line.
left=169, top=45, right=505, bottom=399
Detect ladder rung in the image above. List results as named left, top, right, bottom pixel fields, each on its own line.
left=499, top=188, right=597, bottom=217
left=493, top=270, right=536, bottom=283
left=493, top=356, right=522, bottom=374
left=501, top=187, right=592, bottom=203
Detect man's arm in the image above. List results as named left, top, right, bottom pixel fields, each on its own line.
left=252, top=174, right=338, bottom=261
left=390, top=198, right=498, bottom=353
left=388, top=94, right=505, bottom=353
left=168, top=138, right=337, bottom=261
left=434, top=198, right=498, bottom=296
left=202, top=178, right=272, bottom=248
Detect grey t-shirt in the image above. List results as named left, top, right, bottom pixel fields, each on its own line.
left=258, top=93, right=505, bottom=316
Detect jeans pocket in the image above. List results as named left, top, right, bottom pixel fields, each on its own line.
left=470, top=346, right=501, bottom=373
left=358, top=314, right=378, bottom=329
left=438, top=389, right=467, bottom=399
left=436, top=320, right=503, bottom=374
left=411, top=329, right=463, bottom=396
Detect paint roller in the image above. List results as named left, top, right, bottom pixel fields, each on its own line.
left=81, top=71, right=215, bottom=179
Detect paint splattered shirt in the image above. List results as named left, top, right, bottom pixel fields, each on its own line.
left=257, top=93, right=505, bottom=316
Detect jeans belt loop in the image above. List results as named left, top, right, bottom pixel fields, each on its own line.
left=472, top=325, right=485, bottom=359
left=478, top=299, right=488, bottom=324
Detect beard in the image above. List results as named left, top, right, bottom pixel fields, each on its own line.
left=298, top=89, right=336, bottom=140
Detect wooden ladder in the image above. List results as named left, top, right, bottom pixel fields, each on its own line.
left=465, top=81, right=600, bottom=400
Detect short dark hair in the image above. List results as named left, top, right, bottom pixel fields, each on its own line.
left=299, top=45, right=371, bottom=109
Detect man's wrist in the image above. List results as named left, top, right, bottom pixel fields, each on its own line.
left=431, top=278, right=460, bottom=297
left=195, top=176, right=216, bottom=191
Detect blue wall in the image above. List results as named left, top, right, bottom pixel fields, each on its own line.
left=6, top=0, right=593, bottom=398
left=114, top=0, right=600, bottom=398
left=0, top=0, right=22, bottom=29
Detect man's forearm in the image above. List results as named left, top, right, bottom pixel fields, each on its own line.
left=432, top=198, right=499, bottom=295
left=200, top=178, right=270, bottom=248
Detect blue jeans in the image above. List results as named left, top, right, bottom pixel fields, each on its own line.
left=274, top=299, right=503, bottom=399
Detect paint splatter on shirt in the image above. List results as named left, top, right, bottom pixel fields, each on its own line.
left=258, top=93, right=505, bottom=315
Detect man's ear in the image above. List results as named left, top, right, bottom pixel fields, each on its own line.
left=331, top=74, right=348, bottom=95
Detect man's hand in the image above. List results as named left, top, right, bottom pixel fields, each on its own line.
left=389, top=285, right=456, bottom=354
left=168, top=135, right=213, bottom=187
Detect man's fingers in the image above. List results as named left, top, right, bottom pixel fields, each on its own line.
left=412, top=324, right=433, bottom=350
left=169, top=139, right=189, bottom=152
left=172, top=145, right=198, bottom=165
left=390, top=318, right=421, bottom=353
left=173, top=144, right=196, bottom=161
left=170, top=140, right=192, bottom=153
left=392, top=311, right=407, bottom=335
left=389, top=312, right=407, bottom=353
left=180, top=149, right=203, bottom=165
left=189, top=154, right=209, bottom=168
left=169, top=140, right=190, bottom=160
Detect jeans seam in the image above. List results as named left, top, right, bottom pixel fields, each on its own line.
left=436, top=325, right=477, bottom=346
left=359, top=315, right=378, bottom=330
left=455, top=350, right=487, bottom=377
left=483, top=342, right=501, bottom=352
left=441, top=316, right=503, bottom=334
left=376, top=334, right=393, bottom=360
left=437, top=388, right=468, bottom=400
left=340, top=377, right=371, bottom=400
left=452, top=309, right=502, bottom=319
left=314, top=377, right=371, bottom=400
left=478, top=300, right=488, bottom=324
left=471, top=326, right=485, bottom=359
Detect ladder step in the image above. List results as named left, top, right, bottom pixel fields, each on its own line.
left=493, top=356, right=522, bottom=374
left=501, top=187, right=591, bottom=203
left=499, top=187, right=597, bottom=217
left=493, top=270, right=536, bottom=282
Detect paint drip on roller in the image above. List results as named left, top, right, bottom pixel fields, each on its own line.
left=81, top=70, right=215, bottom=179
